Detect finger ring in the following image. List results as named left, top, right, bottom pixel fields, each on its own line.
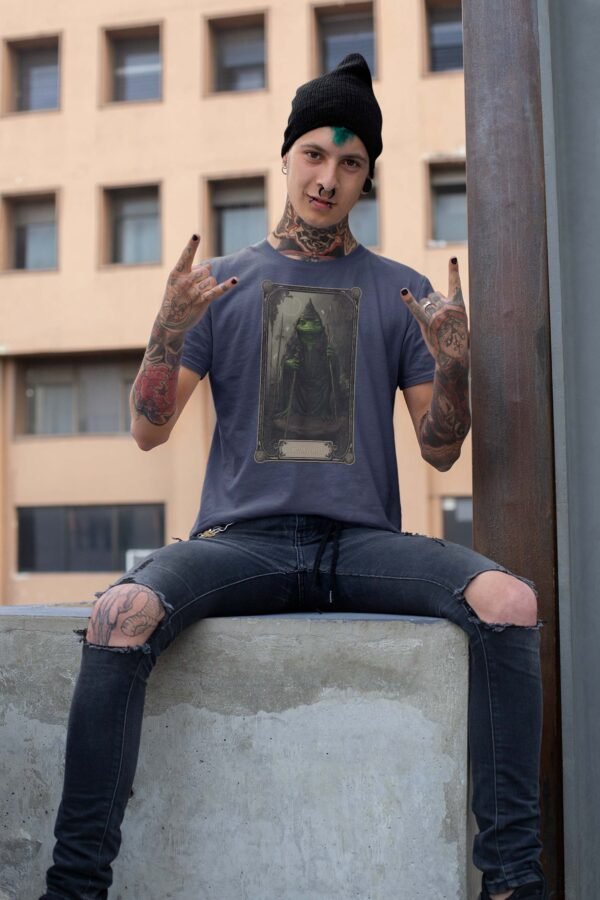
left=424, top=302, right=435, bottom=312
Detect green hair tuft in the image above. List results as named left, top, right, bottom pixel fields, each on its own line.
left=331, top=126, right=355, bottom=146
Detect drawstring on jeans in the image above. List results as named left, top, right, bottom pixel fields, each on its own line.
left=311, top=520, right=342, bottom=603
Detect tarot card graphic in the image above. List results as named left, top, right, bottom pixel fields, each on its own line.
left=255, top=280, right=361, bottom=463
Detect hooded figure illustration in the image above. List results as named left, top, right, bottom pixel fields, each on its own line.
left=275, top=299, right=341, bottom=438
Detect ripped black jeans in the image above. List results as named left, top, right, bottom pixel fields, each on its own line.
left=42, top=516, right=543, bottom=899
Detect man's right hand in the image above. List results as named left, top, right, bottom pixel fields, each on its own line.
left=130, top=234, right=239, bottom=445
left=158, top=234, right=238, bottom=334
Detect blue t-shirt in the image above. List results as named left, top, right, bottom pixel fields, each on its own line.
left=182, top=239, right=435, bottom=534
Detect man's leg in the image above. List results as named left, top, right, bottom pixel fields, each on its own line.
left=42, top=589, right=160, bottom=900
left=461, top=570, right=544, bottom=900
left=42, top=521, right=301, bottom=899
left=309, top=525, right=544, bottom=898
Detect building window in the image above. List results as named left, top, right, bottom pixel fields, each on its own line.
left=106, top=186, right=161, bottom=264
left=106, top=27, right=161, bottom=102
left=16, top=355, right=139, bottom=435
left=8, top=38, right=60, bottom=112
left=427, top=2, right=463, bottom=72
left=430, top=163, right=467, bottom=242
left=442, top=496, right=472, bottom=547
left=210, top=16, right=266, bottom=92
left=317, top=4, right=375, bottom=76
left=349, top=185, right=378, bottom=247
left=4, top=195, right=57, bottom=270
left=17, top=504, right=165, bottom=572
left=210, top=178, right=267, bottom=256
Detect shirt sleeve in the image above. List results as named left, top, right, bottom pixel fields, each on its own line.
left=181, top=309, right=213, bottom=379
left=397, top=276, right=436, bottom=389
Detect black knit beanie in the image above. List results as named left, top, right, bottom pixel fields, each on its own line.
left=281, top=53, right=382, bottom=177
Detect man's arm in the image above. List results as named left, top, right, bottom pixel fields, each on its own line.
left=130, top=234, right=238, bottom=451
left=401, top=258, right=471, bottom=472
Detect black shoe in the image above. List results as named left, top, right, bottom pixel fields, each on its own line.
left=480, top=878, right=548, bottom=899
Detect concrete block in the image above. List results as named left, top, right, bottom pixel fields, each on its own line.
left=0, top=610, right=469, bottom=899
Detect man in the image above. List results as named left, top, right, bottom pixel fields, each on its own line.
left=41, top=54, right=546, bottom=900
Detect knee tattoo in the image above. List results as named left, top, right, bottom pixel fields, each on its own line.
left=88, top=584, right=165, bottom=646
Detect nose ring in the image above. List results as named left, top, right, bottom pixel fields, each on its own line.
left=318, top=184, right=335, bottom=199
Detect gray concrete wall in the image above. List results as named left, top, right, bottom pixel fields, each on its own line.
left=537, top=0, right=600, bottom=894
left=0, top=611, right=469, bottom=900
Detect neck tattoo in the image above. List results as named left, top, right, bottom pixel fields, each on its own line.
left=270, top=199, right=358, bottom=262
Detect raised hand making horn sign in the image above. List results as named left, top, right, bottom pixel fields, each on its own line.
left=132, top=234, right=239, bottom=434
left=400, top=257, right=471, bottom=471
left=401, top=255, right=468, bottom=363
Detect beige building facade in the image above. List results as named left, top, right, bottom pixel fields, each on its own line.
left=0, top=0, right=470, bottom=605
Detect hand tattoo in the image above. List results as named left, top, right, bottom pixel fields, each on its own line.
left=424, top=288, right=469, bottom=364
left=402, top=266, right=471, bottom=471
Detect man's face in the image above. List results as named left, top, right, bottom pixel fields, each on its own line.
left=283, top=127, right=370, bottom=228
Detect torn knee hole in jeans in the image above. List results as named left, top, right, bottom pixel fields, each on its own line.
left=460, top=598, right=544, bottom=632
left=73, top=628, right=153, bottom=654
left=454, top=568, right=544, bottom=632
left=76, top=576, right=174, bottom=652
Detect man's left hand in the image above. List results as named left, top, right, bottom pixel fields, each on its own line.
left=401, top=257, right=469, bottom=366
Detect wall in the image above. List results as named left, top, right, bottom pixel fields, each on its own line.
left=0, top=610, right=470, bottom=898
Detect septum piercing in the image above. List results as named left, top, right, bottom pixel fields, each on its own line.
left=318, top=184, right=336, bottom=199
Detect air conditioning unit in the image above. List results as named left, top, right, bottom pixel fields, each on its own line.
left=125, top=548, right=156, bottom=571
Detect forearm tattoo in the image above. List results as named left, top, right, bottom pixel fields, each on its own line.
left=271, top=198, right=357, bottom=260
left=134, top=255, right=198, bottom=425
left=420, top=356, right=471, bottom=470
left=412, top=285, right=471, bottom=470
left=132, top=318, right=186, bottom=426
left=89, top=585, right=165, bottom=645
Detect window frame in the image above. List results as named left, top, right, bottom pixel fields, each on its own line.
left=442, top=495, right=473, bottom=548
left=2, top=34, right=61, bottom=115
left=423, top=0, right=463, bottom=76
left=314, top=1, right=377, bottom=79
left=206, top=12, right=268, bottom=95
left=349, top=181, right=380, bottom=249
left=101, top=183, right=162, bottom=267
left=1, top=190, right=60, bottom=272
left=101, top=23, right=163, bottom=106
left=428, top=160, right=467, bottom=245
left=207, top=174, right=268, bottom=257
left=14, top=352, right=142, bottom=437
left=17, top=503, right=165, bottom=573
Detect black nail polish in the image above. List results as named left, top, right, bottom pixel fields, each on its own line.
left=192, top=234, right=199, bottom=241
left=231, top=278, right=238, bottom=285
left=401, top=288, right=409, bottom=296
left=451, top=257, right=457, bottom=264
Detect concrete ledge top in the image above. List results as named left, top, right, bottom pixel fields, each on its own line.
left=0, top=605, right=444, bottom=624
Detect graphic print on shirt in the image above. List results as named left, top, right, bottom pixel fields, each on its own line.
left=255, top=280, right=361, bottom=464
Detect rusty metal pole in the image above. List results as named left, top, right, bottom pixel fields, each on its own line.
left=461, top=1, right=563, bottom=895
